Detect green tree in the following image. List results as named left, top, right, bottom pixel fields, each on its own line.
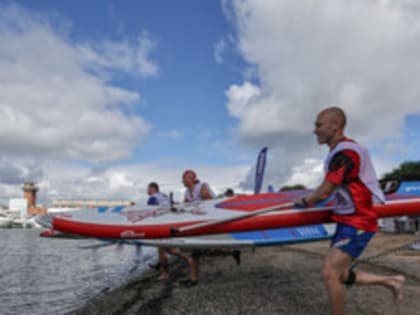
left=381, top=161, right=420, bottom=181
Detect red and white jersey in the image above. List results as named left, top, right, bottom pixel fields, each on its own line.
left=324, top=138, right=384, bottom=232
left=184, top=181, right=215, bottom=202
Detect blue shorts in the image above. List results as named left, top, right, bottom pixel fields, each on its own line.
left=330, top=223, right=375, bottom=258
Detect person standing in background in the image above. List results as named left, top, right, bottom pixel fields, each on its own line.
left=181, top=170, right=240, bottom=287
left=146, top=182, right=192, bottom=281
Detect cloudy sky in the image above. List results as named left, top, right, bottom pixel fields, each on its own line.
left=0, top=0, right=419, bottom=206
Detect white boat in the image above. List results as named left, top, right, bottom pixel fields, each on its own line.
left=26, top=216, right=43, bottom=228
left=0, top=213, right=13, bottom=228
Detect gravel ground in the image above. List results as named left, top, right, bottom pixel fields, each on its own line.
left=74, top=232, right=420, bottom=315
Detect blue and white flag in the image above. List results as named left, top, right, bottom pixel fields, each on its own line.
left=254, top=147, right=268, bottom=194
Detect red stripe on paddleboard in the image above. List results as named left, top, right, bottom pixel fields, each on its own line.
left=52, top=199, right=420, bottom=239
left=216, top=192, right=306, bottom=211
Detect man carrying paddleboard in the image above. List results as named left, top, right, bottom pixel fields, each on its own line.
left=181, top=169, right=215, bottom=287
left=146, top=182, right=193, bottom=281
left=294, top=107, right=405, bottom=315
left=180, top=170, right=241, bottom=286
left=147, top=182, right=170, bottom=206
left=183, top=169, right=215, bottom=202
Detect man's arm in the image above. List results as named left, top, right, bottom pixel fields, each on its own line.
left=200, top=183, right=214, bottom=200
left=295, top=179, right=336, bottom=207
left=296, top=149, right=358, bottom=207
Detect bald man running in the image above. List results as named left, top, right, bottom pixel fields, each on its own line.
left=294, top=107, right=405, bottom=315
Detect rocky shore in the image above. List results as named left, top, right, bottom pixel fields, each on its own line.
left=74, top=232, right=420, bottom=315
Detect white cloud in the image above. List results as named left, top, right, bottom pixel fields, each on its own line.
left=284, top=159, right=324, bottom=189
left=0, top=158, right=43, bottom=185
left=0, top=160, right=250, bottom=206
left=372, top=156, right=399, bottom=180
left=0, top=4, right=252, bottom=204
left=136, top=31, right=159, bottom=77
left=226, top=0, right=420, bottom=188
left=214, top=38, right=227, bottom=64
left=76, top=32, right=159, bottom=78
left=0, top=4, right=153, bottom=163
left=157, top=129, right=184, bottom=139
left=225, top=82, right=261, bottom=118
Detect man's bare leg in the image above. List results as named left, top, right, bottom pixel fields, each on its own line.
left=323, top=247, right=406, bottom=314
left=157, top=247, right=169, bottom=280
left=322, top=248, right=353, bottom=315
left=156, top=247, right=191, bottom=280
left=190, top=256, right=199, bottom=282
left=351, top=271, right=405, bottom=304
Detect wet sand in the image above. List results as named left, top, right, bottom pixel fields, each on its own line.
left=74, top=232, right=420, bottom=315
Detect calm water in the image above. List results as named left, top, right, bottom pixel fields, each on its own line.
left=0, top=229, right=157, bottom=315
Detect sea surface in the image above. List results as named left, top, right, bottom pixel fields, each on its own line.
left=0, top=229, right=158, bottom=315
